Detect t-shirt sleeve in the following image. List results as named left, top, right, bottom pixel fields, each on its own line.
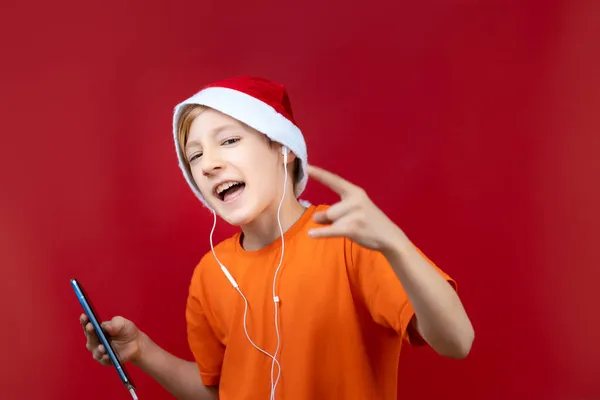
left=345, top=239, right=456, bottom=345
left=185, top=265, right=225, bottom=387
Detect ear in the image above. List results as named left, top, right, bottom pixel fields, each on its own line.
left=279, top=145, right=296, bottom=165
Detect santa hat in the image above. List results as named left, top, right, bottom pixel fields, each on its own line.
left=172, top=76, right=309, bottom=208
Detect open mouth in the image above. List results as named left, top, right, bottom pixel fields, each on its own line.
left=214, top=181, right=246, bottom=202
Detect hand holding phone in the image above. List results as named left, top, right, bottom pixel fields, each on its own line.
left=72, top=279, right=141, bottom=399
left=80, top=314, right=144, bottom=367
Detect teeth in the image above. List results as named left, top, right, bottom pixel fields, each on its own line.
left=215, top=181, right=242, bottom=195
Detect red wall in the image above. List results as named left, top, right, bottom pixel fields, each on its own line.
left=1, top=1, right=598, bottom=399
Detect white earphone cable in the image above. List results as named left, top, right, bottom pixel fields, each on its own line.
left=208, top=147, right=290, bottom=400
left=209, top=210, right=282, bottom=399
left=269, top=151, right=288, bottom=398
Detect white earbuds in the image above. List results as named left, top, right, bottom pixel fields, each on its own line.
left=281, top=145, right=289, bottom=163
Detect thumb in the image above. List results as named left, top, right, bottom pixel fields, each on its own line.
left=103, top=316, right=126, bottom=336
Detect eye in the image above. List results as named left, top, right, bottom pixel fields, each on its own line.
left=188, top=152, right=202, bottom=162
left=222, top=137, right=240, bottom=146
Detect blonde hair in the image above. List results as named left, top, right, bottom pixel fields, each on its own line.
left=177, top=104, right=207, bottom=166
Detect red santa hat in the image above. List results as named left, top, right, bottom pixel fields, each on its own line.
left=172, top=76, right=309, bottom=208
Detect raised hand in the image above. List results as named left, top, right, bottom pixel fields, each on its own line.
left=306, top=165, right=406, bottom=252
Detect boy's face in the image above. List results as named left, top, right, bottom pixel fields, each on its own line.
left=185, top=108, right=286, bottom=226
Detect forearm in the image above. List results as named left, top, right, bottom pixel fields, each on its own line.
left=381, top=229, right=474, bottom=358
left=133, top=334, right=218, bottom=400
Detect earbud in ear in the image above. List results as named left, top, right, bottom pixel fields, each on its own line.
left=282, top=146, right=289, bottom=163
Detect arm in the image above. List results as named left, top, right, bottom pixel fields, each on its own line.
left=305, top=165, right=474, bottom=359
left=134, top=333, right=219, bottom=400
left=381, top=229, right=474, bottom=358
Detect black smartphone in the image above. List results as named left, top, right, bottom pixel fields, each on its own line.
left=71, top=278, right=138, bottom=399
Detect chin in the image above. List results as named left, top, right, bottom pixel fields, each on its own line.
left=217, top=204, right=260, bottom=227
left=209, top=186, right=270, bottom=227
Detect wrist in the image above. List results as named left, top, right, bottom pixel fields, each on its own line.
left=132, top=331, right=152, bottom=368
left=379, top=224, right=411, bottom=258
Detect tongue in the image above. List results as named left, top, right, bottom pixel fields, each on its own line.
left=223, top=184, right=244, bottom=202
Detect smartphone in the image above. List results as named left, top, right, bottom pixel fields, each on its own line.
left=71, top=278, right=138, bottom=399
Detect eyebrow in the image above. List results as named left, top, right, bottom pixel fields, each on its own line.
left=185, top=124, right=240, bottom=151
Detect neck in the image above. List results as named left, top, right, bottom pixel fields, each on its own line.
left=240, top=195, right=307, bottom=251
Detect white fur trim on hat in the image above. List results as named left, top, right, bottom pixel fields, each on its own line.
left=172, top=87, right=309, bottom=208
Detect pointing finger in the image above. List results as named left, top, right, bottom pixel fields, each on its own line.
left=307, top=165, right=355, bottom=196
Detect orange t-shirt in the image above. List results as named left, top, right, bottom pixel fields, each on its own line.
left=186, top=204, right=455, bottom=400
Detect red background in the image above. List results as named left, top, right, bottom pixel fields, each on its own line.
left=1, top=1, right=598, bottom=399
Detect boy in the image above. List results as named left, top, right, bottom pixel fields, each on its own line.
left=80, top=76, right=474, bottom=400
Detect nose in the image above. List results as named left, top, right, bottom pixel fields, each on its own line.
left=200, top=149, right=225, bottom=176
